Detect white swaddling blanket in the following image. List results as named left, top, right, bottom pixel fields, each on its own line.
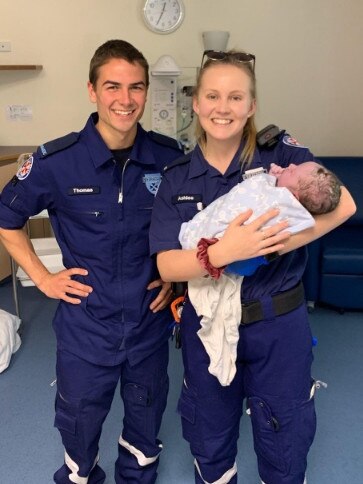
left=180, top=173, right=315, bottom=385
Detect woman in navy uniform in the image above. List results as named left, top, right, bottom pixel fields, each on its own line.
left=149, top=50, right=356, bottom=484
left=0, top=40, right=183, bottom=483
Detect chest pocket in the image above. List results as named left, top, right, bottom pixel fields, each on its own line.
left=129, top=171, right=161, bottom=210
left=177, top=203, right=200, bottom=224
left=172, top=194, right=203, bottom=224
left=126, top=188, right=155, bottom=237
left=58, top=202, right=110, bottom=258
left=136, top=192, right=155, bottom=211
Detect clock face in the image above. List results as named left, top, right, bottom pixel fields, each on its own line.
left=143, top=0, right=185, bottom=34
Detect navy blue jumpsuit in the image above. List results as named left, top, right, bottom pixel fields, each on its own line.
left=149, top=132, right=318, bottom=484
left=0, top=113, right=183, bottom=483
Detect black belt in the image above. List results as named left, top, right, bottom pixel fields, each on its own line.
left=241, top=282, right=305, bottom=325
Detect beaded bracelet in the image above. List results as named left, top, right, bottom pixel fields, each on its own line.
left=196, top=237, right=226, bottom=280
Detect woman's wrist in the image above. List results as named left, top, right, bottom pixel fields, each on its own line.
left=196, top=238, right=226, bottom=280
left=207, top=238, right=229, bottom=268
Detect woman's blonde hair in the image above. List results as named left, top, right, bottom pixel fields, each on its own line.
left=194, top=50, right=257, bottom=167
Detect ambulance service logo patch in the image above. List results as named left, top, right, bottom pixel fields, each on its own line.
left=143, top=173, right=161, bottom=195
left=282, top=135, right=307, bottom=148
left=16, top=154, right=34, bottom=180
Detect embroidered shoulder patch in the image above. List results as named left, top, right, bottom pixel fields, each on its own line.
left=16, top=154, right=34, bottom=180
left=282, top=135, right=307, bottom=148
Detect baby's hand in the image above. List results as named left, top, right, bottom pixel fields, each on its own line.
left=269, top=163, right=284, bottom=176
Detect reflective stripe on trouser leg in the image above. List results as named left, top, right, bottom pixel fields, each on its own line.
left=262, top=478, right=307, bottom=484
left=178, top=301, right=244, bottom=484
left=54, top=350, right=119, bottom=483
left=119, top=437, right=162, bottom=466
left=195, top=459, right=237, bottom=484
left=65, top=452, right=99, bottom=484
left=115, top=343, right=169, bottom=483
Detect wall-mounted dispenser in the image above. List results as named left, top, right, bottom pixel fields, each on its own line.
left=202, top=31, right=230, bottom=52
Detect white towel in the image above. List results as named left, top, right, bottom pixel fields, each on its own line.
left=188, top=272, right=243, bottom=386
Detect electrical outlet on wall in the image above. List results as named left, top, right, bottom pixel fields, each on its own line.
left=182, top=85, right=194, bottom=97
left=0, top=41, right=12, bottom=52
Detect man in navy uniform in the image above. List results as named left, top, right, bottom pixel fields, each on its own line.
left=0, top=39, right=183, bottom=483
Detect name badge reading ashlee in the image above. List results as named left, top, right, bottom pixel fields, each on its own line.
left=68, top=187, right=101, bottom=195
left=172, top=194, right=202, bottom=204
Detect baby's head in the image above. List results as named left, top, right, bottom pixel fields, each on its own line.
left=271, top=161, right=341, bottom=215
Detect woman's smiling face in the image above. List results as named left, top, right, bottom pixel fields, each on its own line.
left=193, top=63, right=256, bottom=145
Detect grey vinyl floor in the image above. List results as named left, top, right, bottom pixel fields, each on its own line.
left=0, top=279, right=362, bottom=483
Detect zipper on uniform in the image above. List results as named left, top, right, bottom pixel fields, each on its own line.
left=118, top=158, right=130, bottom=204
left=75, top=210, right=103, bottom=217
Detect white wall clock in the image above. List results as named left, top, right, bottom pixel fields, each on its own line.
left=143, top=0, right=185, bottom=34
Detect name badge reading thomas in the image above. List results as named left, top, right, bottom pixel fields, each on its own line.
left=68, top=187, right=100, bottom=195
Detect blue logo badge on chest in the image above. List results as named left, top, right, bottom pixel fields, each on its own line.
left=143, top=173, right=161, bottom=195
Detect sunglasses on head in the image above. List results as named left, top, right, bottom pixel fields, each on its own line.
left=201, top=50, right=256, bottom=71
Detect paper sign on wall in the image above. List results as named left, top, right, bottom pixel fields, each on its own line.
left=6, top=105, right=33, bottom=121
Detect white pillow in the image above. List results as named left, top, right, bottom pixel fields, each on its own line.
left=0, top=309, right=21, bottom=373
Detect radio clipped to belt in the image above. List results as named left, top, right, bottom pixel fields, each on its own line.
left=170, top=282, right=187, bottom=349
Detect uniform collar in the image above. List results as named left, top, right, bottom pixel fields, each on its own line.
left=129, top=124, right=158, bottom=166
left=188, top=143, right=245, bottom=179
left=83, top=113, right=157, bottom=169
left=82, top=113, right=113, bottom=168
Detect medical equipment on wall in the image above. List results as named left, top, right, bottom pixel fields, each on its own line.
left=150, top=55, right=196, bottom=151
left=150, top=32, right=229, bottom=149
left=150, top=55, right=181, bottom=139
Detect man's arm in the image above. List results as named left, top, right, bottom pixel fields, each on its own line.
left=0, top=227, right=93, bottom=304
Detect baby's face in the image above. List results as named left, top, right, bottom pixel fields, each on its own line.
left=274, top=162, right=320, bottom=189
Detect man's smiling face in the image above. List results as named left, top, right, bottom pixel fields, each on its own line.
left=88, top=58, right=148, bottom=148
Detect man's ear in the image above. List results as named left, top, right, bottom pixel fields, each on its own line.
left=87, top=81, right=97, bottom=103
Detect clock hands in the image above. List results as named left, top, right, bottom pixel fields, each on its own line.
left=156, top=2, right=166, bottom=25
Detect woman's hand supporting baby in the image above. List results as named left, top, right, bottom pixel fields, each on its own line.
left=208, top=208, right=291, bottom=268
